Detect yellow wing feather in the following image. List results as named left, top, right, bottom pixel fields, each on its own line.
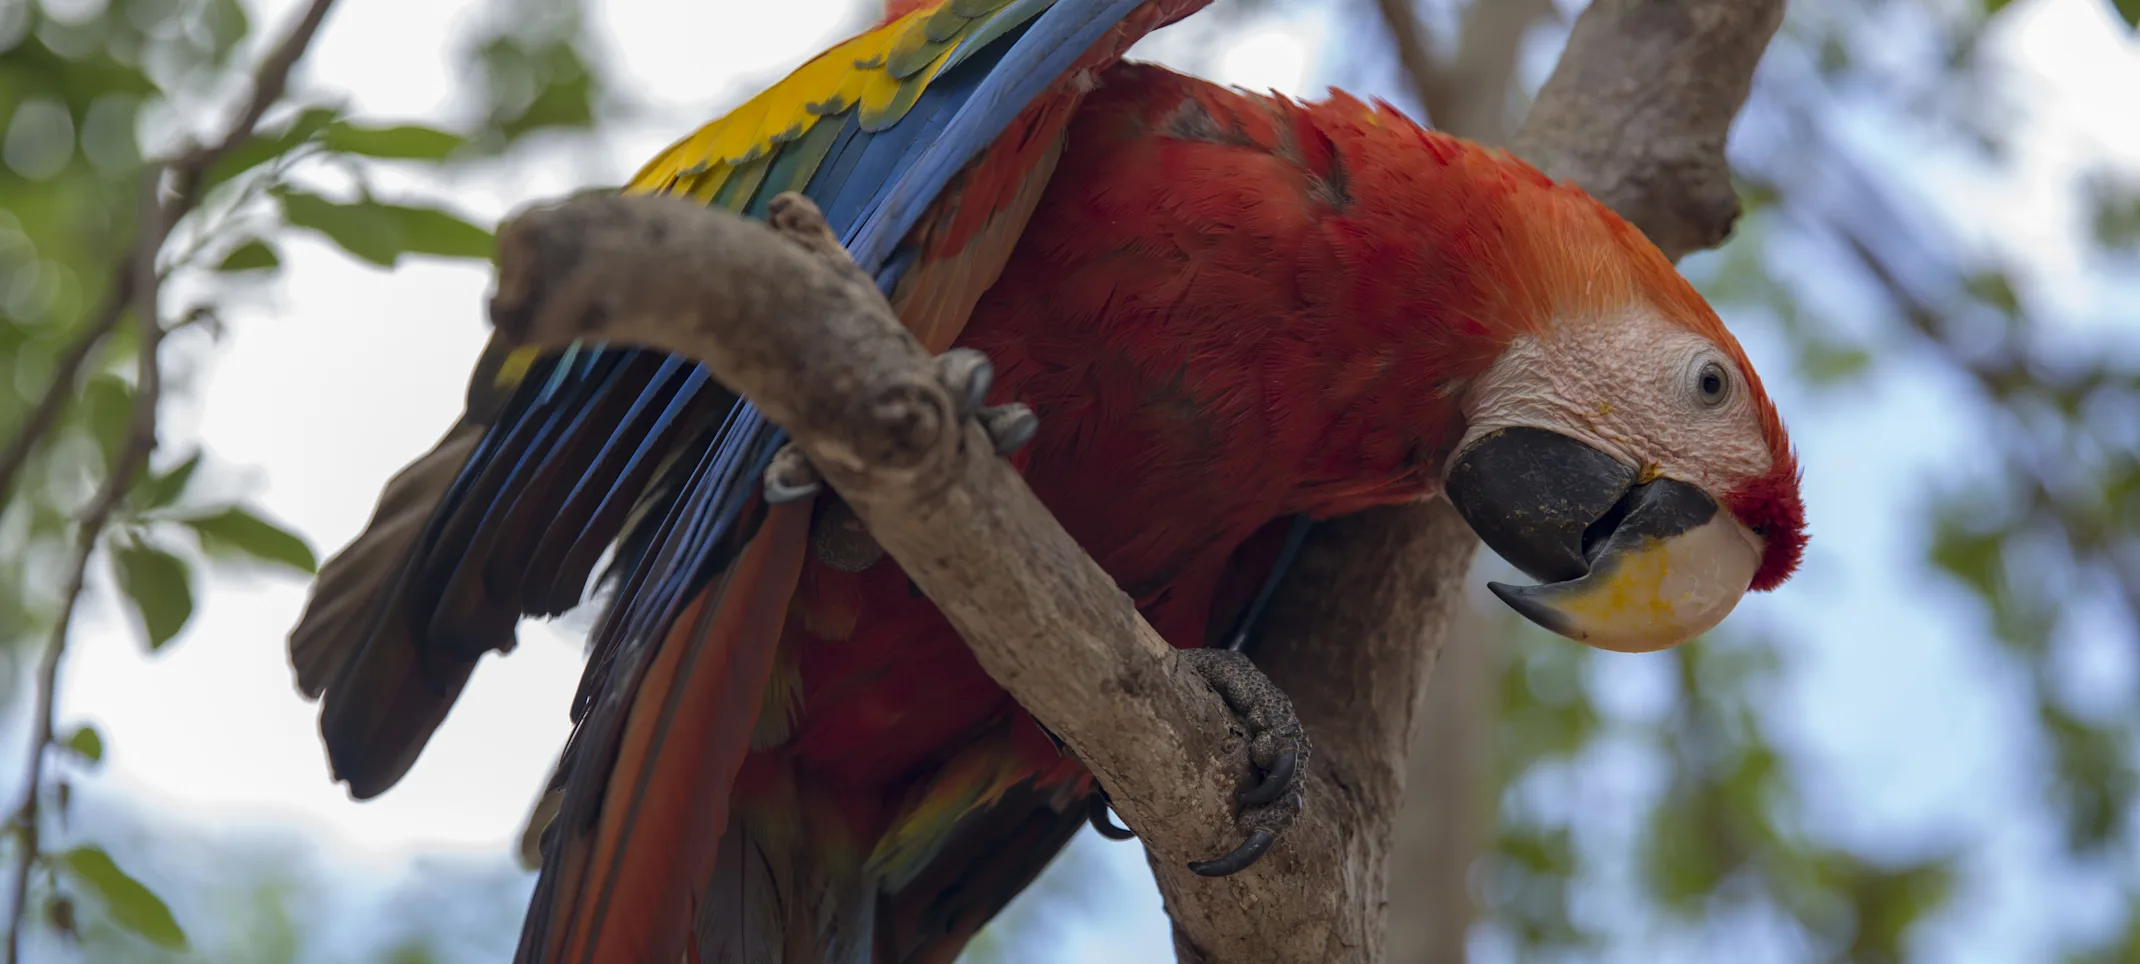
left=624, top=1, right=1039, bottom=204
left=484, top=0, right=1051, bottom=404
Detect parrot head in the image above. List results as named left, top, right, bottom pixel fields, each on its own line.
left=1432, top=173, right=1806, bottom=654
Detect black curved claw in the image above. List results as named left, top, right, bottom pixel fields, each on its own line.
left=1236, top=746, right=1297, bottom=808
left=1187, top=831, right=1275, bottom=878
left=1087, top=794, right=1137, bottom=841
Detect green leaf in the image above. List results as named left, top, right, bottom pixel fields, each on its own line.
left=183, top=505, right=318, bottom=574
left=59, top=846, right=187, bottom=950
left=1930, top=517, right=2005, bottom=599
left=203, top=0, right=252, bottom=62
left=137, top=452, right=201, bottom=508
left=322, top=122, right=467, bottom=160
left=381, top=203, right=494, bottom=260
left=2093, top=178, right=2140, bottom=249
left=111, top=540, right=194, bottom=650
left=277, top=190, right=407, bottom=267
left=1797, top=341, right=1873, bottom=386
left=202, top=106, right=339, bottom=192
left=277, top=191, right=494, bottom=266
left=81, top=375, right=135, bottom=466
left=1964, top=271, right=2021, bottom=317
left=215, top=240, right=281, bottom=273
left=2117, top=0, right=2139, bottom=29
left=476, top=37, right=600, bottom=146
left=63, top=725, right=103, bottom=765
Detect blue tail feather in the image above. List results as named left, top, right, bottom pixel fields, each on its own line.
left=422, top=353, right=630, bottom=634
left=535, top=370, right=722, bottom=615
left=519, top=357, right=700, bottom=615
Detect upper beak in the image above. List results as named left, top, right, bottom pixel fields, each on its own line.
left=1444, top=427, right=1762, bottom=653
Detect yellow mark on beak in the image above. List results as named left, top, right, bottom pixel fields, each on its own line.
left=1546, top=538, right=1678, bottom=641
left=1488, top=512, right=1760, bottom=654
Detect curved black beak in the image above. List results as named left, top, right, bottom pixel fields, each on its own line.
left=1445, top=428, right=1636, bottom=582
left=1445, top=428, right=1760, bottom=652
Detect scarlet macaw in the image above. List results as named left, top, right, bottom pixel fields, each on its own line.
left=286, top=1, right=1806, bottom=962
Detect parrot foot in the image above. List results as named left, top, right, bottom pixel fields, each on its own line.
left=1179, top=647, right=1308, bottom=878
left=811, top=499, right=882, bottom=572
left=935, top=347, right=1038, bottom=455
left=767, top=347, right=1040, bottom=570
left=1084, top=650, right=1308, bottom=875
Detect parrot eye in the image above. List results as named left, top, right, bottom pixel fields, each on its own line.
left=1694, top=360, right=1731, bottom=407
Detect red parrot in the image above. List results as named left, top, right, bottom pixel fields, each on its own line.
left=286, top=2, right=1807, bottom=962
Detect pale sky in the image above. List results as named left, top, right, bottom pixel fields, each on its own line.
left=33, top=0, right=2140, bottom=962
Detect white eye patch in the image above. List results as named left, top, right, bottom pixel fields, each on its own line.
left=1452, top=307, right=1772, bottom=494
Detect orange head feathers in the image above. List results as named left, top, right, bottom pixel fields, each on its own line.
left=1277, top=84, right=1807, bottom=647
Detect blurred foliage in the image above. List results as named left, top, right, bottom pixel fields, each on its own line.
left=956, top=831, right=1127, bottom=964
left=0, top=0, right=605, bottom=955
left=461, top=0, right=606, bottom=152
left=37, top=793, right=532, bottom=962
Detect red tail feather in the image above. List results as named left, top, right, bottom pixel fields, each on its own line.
left=524, top=504, right=812, bottom=964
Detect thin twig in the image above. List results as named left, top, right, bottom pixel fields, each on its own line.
left=1372, top=0, right=1452, bottom=127
left=1370, top=0, right=1558, bottom=147
left=4, top=172, right=168, bottom=964
left=0, top=0, right=341, bottom=508
left=0, top=278, right=133, bottom=509
left=165, top=0, right=342, bottom=205
left=1, top=0, right=342, bottom=955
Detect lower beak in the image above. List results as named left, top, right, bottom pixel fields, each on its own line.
left=1445, top=428, right=1762, bottom=653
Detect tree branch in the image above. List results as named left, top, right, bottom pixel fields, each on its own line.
left=2, top=0, right=343, bottom=955
left=1372, top=0, right=1451, bottom=126
left=479, top=1, right=1783, bottom=959
left=1373, top=0, right=1555, bottom=146
left=1512, top=0, right=1786, bottom=261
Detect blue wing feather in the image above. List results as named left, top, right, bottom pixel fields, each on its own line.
left=848, top=0, right=1145, bottom=269
left=538, top=370, right=717, bottom=612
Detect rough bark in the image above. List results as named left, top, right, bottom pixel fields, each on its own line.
left=1385, top=604, right=1493, bottom=964
left=1513, top=0, right=1788, bottom=262
left=478, top=2, right=1784, bottom=960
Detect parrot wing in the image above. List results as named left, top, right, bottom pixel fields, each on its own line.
left=293, top=0, right=1194, bottom=798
